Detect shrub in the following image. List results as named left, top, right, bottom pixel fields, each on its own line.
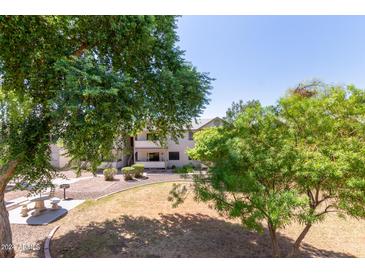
left=103, top=168, right=117, bottom=181
left=132, top=164, right=144, bottom=178
left=122, top=166, right=136, bottom=180
left=175, top=164, right=195, bottom=174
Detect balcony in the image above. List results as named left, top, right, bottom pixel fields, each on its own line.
left=135, top=161, right=166, bottom=169
left=134, top=140, right=164, bottom=149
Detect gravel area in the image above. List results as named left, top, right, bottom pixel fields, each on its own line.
left=58, top=173, right=187, bottom=200
left=11, top=224, right=54, bottom=258
left=5, top=189, right=28, bottom=201
left=5, top=170, right=186, bottom=201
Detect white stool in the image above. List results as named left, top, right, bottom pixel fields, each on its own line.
left=20, top=204, right=29, bottom=217
left=50, top=197, right=61, bottom=210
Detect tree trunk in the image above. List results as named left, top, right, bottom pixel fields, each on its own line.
left=0, top=193, right=15, bottom=258
left=267, top=221, right=281, bottom=257
left=0, top=160, right=18, bottom=258
left=289, top=224, right=312, bottom=257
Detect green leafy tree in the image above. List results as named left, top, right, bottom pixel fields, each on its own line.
left=183, top=103, right=305, bottom=257
left=224, top=99, right=260, bottom=123
left=0, top=16, right=211, bottom=257
left=280, top=83, right=365, bottom=255
left=172, top=83, right=365, bottom=257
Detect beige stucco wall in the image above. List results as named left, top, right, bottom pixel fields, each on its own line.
left=50, top=144, right=70, bottom=169
left=165, top=118, right=222, bottom=168
left=165, top=132, right=197, bottom=168
left=51, top=143, right=132, bottom=170
left=134, top=118, right=223, bottom=168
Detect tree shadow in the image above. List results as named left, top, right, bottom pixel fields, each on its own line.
left=105, top=178, right=121, bottom=182
left=48, top=213, right=355, bottom=258
left=135, top=176, right=149, bottom=180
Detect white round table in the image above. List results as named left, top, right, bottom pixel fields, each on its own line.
left=29, top=196, right=49, bottom=216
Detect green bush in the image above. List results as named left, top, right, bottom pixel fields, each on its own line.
left=122, top=166, right=136, bottom=180
left=103, top=168, right=117, bottom=181
left=132, top=164, right=144, bottom=177
left=174, top=164, right=195, bottom=174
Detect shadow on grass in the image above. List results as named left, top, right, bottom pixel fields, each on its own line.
left=49, top=213, right=354, bottom=258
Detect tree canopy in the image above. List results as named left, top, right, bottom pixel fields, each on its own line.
left=224, top=99, right=260, bottom=123
left=0, top=15, right=211, bottom=185
left=0, top=15, right=211, bottom=257
left=172, top=82, right=365, bottom=257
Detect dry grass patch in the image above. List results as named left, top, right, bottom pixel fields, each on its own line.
left=51, top=182, right=365, bottom=258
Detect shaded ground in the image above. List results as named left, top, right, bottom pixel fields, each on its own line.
left=51, top=182, right=365, bottom=258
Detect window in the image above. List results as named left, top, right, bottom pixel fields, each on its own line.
left=148, top=152, right=160, bottom=161
left=135, top=152, right=138, bottom=161
left=169, top=152, right=180, bottom=161
left=188, top=131, right=194, bottom=140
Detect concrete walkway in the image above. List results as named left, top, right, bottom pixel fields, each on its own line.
left=9, top=199, right=85, bottom=225
left=52, top=176, right=96, bottom=186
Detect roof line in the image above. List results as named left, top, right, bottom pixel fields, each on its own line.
left=194, top=117, right=222, bottom=130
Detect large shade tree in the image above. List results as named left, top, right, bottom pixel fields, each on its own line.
left=280, top=83, right=365, bottom=254
left=0, top=16, right=211, bottom=257
left=182, top=102, right=305, bottom=257
left=172, top=83, right=365, bottom=257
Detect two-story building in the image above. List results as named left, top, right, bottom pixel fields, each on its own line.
left=133, top=117, right=223, bottom=169
left=50, top=117, right=223, bottom=170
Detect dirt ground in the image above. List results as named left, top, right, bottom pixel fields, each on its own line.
left=8, top=172, right=187, bottom=257
left=50, top=182, right=365, bottom=258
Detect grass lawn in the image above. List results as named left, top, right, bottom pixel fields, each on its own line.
left=51, top=182, right=365, bottom=258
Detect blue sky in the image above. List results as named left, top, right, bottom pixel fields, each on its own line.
left=176, top=16, right=365, bottom=118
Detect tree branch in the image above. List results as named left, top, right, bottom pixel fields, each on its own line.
left=314, top=184, right=320, bottom=204
left=0, top=160, right=19, bottom=193
left=315, top=205, right=337, bottom=217
left=317, top=194, right=333, bottom=206
left=73, top=42, right=88, bottom=57
left=307, top=189, right=315, bottom=208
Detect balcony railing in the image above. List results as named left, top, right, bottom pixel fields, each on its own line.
left=134, top=140, right=164, bottom=149
left=135, top=161, right=166, bottom=168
